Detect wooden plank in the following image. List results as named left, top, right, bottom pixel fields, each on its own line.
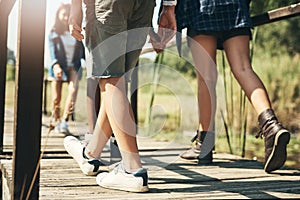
left=2, top=153, right=300, bottom=199
left=1, top=112, right=300, bottom=199
left=12, top=0, right=46, bottom=199
left=252, top=3, right=300, bottom=26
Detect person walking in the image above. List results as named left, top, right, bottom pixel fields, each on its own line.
left=64, top=0, right=176, bottom=192
left=48, top=3, right=85, bottom=134
left=157, top=0, right=290, bottom=173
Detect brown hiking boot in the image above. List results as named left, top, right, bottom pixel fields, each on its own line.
left=257, top=109, right=290, bottom=173
left=180, top=131, right=214, bottom=164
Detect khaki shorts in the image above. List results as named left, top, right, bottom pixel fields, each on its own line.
left=84, top=0, right=155, bottom=78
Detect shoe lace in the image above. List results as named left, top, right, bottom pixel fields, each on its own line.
left=191, top=132, right=199, bottom=142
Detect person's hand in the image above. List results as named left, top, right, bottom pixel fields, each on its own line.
left=53, top=64, right=63, bottom=80
left=69, top=0, right=84, bottom=41
left=149, top=28, right=163, bottom=53
left=157, top=6, right=177, bottom=49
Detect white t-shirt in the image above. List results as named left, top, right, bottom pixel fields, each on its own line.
left=60, top=31, right=77, bottom=66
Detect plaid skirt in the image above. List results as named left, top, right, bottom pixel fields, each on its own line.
left=175, top=0, right=253, bottom=32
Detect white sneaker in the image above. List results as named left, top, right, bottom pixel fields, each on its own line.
left=60, top=120, right=69, bottom=134
left=54, top=122, right=61, bottom=133
left=96, top=162, right=149, bottom=192
left=64, top=136, right=106, bottom=176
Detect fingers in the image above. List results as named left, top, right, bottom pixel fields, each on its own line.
left=159, top=27, right=176, bottom=47
left=149, top=29, right=164, bottom=53
left=150, top=27, right=176, bottom=53
left=69, top=2, right=83, bottom=41
left=158, top=16, right=176, bottom=46
left=69, top=19, right=84, bottom=41
left=151, top=27, right=175, bottom=53
left=152, top=7, right=177, bottom=52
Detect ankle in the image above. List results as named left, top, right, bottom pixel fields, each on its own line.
left=83, top=147, right=99, bottom=159
left=121, top=162, right=142, bottom=174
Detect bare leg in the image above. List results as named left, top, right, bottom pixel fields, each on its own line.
left=86, top=97, right=112, bottom=158
left=63, top=70, right=79, bottom=121
left=86, top=76, right=141, bottom=171
left=223, top=36, right=271, bottom=114
left=180, top=35, right=217, bottom=161
left=51, top=80, right=62, bottom=121
left=224, top=36, right=290, bottom=173
left=189, top=35, right=218, bottom=131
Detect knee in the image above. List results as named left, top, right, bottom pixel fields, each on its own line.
left=196, top=69, right=218, bottom=86
left=231, top=64, right=253, bottom=79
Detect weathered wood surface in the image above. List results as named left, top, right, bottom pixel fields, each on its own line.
left=1, top=109, right=300, bottom=199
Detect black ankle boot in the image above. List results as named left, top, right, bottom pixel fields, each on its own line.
left=180, top=131, right=214, bottom=164
left=257, top=109, right=290, bottom=173
left=197, top=131, right=214, bottom=164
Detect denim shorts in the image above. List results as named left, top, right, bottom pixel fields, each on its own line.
left=84, top=0, right=155, bottom=78
left=188, top=27, right=252, bottom=50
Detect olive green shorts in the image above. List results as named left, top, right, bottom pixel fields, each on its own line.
left=84, top=0, right=155, bottom=78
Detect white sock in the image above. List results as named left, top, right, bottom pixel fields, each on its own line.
left=120, top=151, right=142, bottom=173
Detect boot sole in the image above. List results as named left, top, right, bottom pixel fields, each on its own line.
left=180, top=149, right=200, bottom=160
left=264, top=129, right=290, bottom=173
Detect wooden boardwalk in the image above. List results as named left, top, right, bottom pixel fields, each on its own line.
left=1, top=109, right=300, bottom=199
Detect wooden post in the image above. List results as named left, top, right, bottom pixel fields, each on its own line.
left=0, top=0, right=16, bottom=154
left=12, top=0, right=46, bottom=199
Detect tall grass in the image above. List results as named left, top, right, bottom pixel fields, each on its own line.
left=144, top=52, right=165, bottom=134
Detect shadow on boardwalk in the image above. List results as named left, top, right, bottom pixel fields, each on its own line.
left=146, top=155, right=300, bottom=199
left=1, top=109, right=300, bottom=199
